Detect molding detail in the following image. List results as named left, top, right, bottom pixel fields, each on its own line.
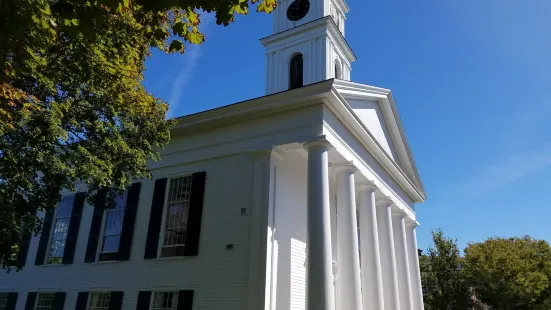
left=330, top=160, right=357, bottom=174
left=356, top=180, right=377, bottom=192
left=375, top=197, right=393, bottom=207
left=303, top=135, right=333, bottom=150
left=261, top=17, right=356, bottom=63
left=391, top=208, right=407, bottom=218
left=405, top=219, right=420, bottom=228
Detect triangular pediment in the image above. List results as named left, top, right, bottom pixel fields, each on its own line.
left=332, top=80, right=425, bottom=197
left=347, top=99, right=400, bottom=162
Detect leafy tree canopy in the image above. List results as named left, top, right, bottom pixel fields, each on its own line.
left=463, top=236, right=551, bottom=309
left=1, top=0, right=275, bottom=268
left=421, top=229, right=473, bottom=310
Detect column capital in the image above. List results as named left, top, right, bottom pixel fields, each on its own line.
left=405, top=218, right=420, bottom=228
left=356, top=180, right=377, bottom=193
left=303, top=135, right=333, bottom=151
left=330, top=161, right=357, bottom=174
left=375, top=197, right=393, bottom=208
left=391, top=207, right=407, bottom=219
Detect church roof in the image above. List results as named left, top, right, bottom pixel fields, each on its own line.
left=173, top=79, right=426, bottom=202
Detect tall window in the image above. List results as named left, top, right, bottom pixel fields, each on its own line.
left=35, top=293, right=55, bottom=310
left=87, top=293, right=111, bottom=310
left=0, top=293, right=7, bottom=310
left=162, top=176, right=193, bottom=257
left=334, top=60, right=343, bottom=79
left=48, top=195, right=74, bottom=264
left=151, top=292, right=179, bottom=310
left=101, top=191, right=128, bottom=254
left=289, top=53, right=304, bottom=90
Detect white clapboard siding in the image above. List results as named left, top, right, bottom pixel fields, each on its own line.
left=0, top=153, right=254, bottom=310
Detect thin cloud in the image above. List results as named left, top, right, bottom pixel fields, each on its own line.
left=167, top=46, right=203, bottom=118
left=166, top=13, right=214, bottom=119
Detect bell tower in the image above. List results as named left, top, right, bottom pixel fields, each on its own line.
left=261, top=0, right=356, bottom=95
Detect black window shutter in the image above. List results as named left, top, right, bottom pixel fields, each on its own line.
left=136, top=291, right=151, bottom=310
left=63, top=192, right=86, bottom=264
left=184, top=172, right=207, bottom=256
left=85, top=189, right=108, bottom=263
left=25, top=292, right=37, bottom=310
left=52, top=292, right=66, bottom=310
left=6, top=292, right=18, bottom=310
left=177, top=290, right=194, bottom=310
left=35, top=211, right=54, bottom=265
left=118, top=182, right=141, bottom=261
left=144, top=178, right=167, bottom=259
left=75, top=292, right=89, bottom=310
left=17, top=231, right=32, bottom=267
left=108, top=291, right=124, bottom=310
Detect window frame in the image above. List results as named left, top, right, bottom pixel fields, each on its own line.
left=289, top=53, right=304, bottom=90
left=334, top=58, right=344, bottom=80
left=44, top=195, right=75, bottom=264
left=157, top=175, right=194, bottom=257
left=96, top=190, right=129, bottom=261
left=34, top=292, right=56, bottom=310
left=86, top=292, right=111, bottom=310
left=149, top=291, right=179, bottom=310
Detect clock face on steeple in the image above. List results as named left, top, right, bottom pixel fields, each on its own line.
left=286, top=0, right=310, bottom=21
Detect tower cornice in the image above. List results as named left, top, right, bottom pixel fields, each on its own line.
left=332, top=0, right=350, bottom=14
left=261, top=16, right=356, bottom=63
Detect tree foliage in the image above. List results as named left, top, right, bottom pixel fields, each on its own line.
left=0, top=0, right=275, bottom=268
left=463, top=236, right=551, bottom=310
left=421, top=229, right=473, bottom=310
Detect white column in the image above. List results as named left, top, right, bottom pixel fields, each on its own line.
left=376, top=199, right=401, bottom=310
left=357, top=183, right=385, bottom=310
left=304, top=139, right=335, bottom=310
left=406, top=220, right=424, bottom=310
left=334, top=164, right=362, bottom=310
left=392, top=210, right=414, bottom=310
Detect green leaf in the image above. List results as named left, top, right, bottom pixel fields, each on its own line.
left=153, top=27, right=169, bottom=40
left=172, top=22, right=187, bottom=37
left=63, top=19, right=79, bottom=26
left=185, top=31, right=205, bottom=44
left=232, top=0, right=249, bottom=15
left=257, top=0, right=277, bottom=13
left=187, top=9, right=200, bottom=26
left=168, top=40, right=185, bottom=53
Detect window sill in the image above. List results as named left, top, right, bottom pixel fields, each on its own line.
left=40, top=263, right=69, bottom=268
left=153, top=256, right=188, bottom=261
left=93, top=260, right=123, bottom=265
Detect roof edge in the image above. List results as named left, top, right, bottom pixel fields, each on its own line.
left=171, top=79, right=335, bottom=131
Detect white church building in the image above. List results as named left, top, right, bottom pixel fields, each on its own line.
left=0, top=0, right=427, bottom=309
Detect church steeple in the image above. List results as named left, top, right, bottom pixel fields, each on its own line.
left=261, top=0, right=356, bottom=95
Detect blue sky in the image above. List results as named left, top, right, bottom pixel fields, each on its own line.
left=143, top=0, right=551, bottom=251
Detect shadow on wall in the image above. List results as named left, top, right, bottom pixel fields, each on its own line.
left=272, top=151, right=308, bottom=310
